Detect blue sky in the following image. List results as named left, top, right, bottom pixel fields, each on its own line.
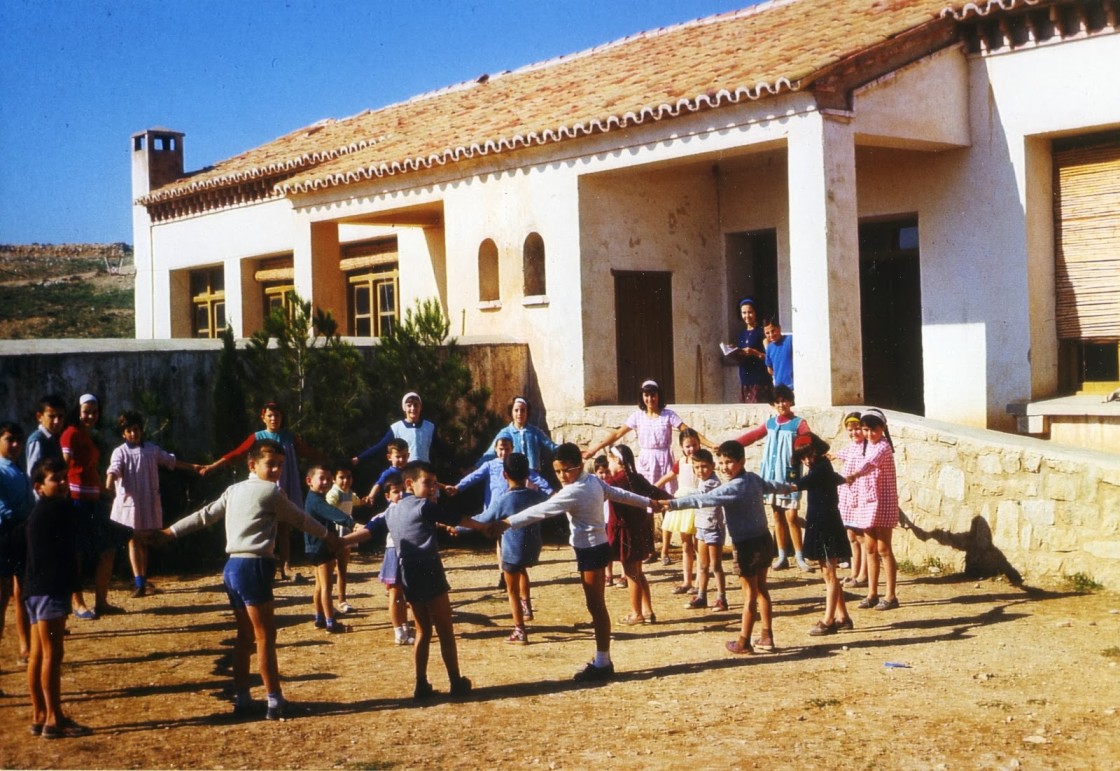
left=0, top=0, right=757, bottom=245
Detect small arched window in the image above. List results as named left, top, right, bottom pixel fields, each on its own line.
left=523, top=232, right=546, bottom=297
left=478, top=239, right=500, bottom=303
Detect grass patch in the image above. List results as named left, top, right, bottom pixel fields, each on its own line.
left=1025, top=697, right=1049, bottom=706
left=1063, top=572, right=1103, bottom=593
left=1102, top=647, right=1120, bottom=660
left=806, top=697, right=841, bottom=709
left=897, top=559, right=920, bottom=575
left=0, top=280, right=133, bottom=338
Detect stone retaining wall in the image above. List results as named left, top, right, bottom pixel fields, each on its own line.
left=545, top=404, right=1120, bottom=590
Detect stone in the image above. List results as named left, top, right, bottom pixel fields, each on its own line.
left=1021, top=499, right=1056, bottom=527
left=1083, top=541, right=1120, bottom=560
left=938, top=465, right=966, bottom=501
left=1043, top=472, right=1078, bottom=502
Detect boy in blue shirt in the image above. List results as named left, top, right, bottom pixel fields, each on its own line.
left=764, top=318, right=794, bottom=393
left=469, top=452, right=548, bottom=644
left=303, top=464, right=355, bottom=634
left=1, top=422, right=33, bottom=673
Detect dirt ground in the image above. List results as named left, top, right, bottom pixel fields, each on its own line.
left=1, top=541, right=1118, bottom=770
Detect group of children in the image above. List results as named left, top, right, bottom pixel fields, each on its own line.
left=1, top=380, right=899, bottom=730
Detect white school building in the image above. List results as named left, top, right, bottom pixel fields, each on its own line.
left=131, top=0, right=1120, bottom=443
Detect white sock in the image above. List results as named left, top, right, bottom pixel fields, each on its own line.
left=593, top=651, right=611, bottom=668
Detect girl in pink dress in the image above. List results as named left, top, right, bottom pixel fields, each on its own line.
left=583, top=380, right=711, bottom=492
left=106, top=411, right=201, bottom=597
left=835, top=411, right=868, bottom=588
left=844, top=409, right=899, bottom=611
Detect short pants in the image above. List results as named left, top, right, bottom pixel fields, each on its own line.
left=24, top=594, right=70, bottom=624
left=223, top=556, right=276, bottom=609
left=574, top=542, right=612, bottom=572
left=733, top=533, right=775, bottom=577
left=695, top=525, right=726, bottom=548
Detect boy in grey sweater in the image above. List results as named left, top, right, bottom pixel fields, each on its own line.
left=161, top=439, right=340, bottom=720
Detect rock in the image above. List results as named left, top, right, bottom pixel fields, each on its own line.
left=1022, top=735, right=1046, bottom=744
left=1056, top=620, right=1073, bottom=628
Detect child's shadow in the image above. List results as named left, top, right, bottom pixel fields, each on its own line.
left=901, top=510, right=1023, bottom=585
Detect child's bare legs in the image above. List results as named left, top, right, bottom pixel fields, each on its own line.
left=696, top=544, right=710, bottom=597
left=771, top=506, right=790, bottom=565
left=622, top=560, right=652, bottom=619
left=242, top=602, right=280, bottom=697
left=580, top=568, right=611, bottom=654
left=821, top=560, right=848, bottom=624
left=127, top=537, right=148, bottom=588
left=411, top=593, right=462, bottom=688
left=1, top=575, right=30, bottom=660
left=868, top=527, right=897, bottom=602
left=275, top=523, right=292, bottom=579
left=863, top=531, right=882, bottom=602
left=28, top=617, right=67, bottom=727
left=679, top=533, right=696, bottom=590
left=735, top=575, right=759, bottom=648
left=711, top=545, right=727, bottom=597
left=313, top=562, right=336, bottom=623
left=660, top=528, right=672, bottom=562
left=519, top=571, right=531, bottom=609
left=93, top=547, right=115, bottom=610
left=335, top=547, right=350, bottom=605
left=506, top=569, right=525, bottom=628
left=387, top=586, right=407, bottom=628
left=846, top=528, right=866, bottom=582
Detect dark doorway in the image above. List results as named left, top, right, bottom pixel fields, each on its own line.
left=725, top=231, right=779, bottom=336
left=859, top=219, right=924, bottom=415
left=614, top=270, right=675, bottom=403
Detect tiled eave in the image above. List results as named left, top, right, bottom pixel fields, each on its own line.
left=276, top=77, right=799, bottom=196
left=137, top=0, right=1106, bottom=221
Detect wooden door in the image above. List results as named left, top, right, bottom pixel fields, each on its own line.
left=614, top=271, right=675, bottom=403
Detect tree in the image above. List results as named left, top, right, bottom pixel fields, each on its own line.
left=241, top=293, right=371, bottom=459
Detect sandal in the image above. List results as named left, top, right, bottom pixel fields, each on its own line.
left=617, top=614, right=645, bottom=626
left=843, top=577, right=867, bottom=588
left=874, top=597, right=900, bottom=611
left=808, top=620, right=837, bottom=636
left=725, top=640, right=754, bottom=655
left=671, top=584, right=693, bottom=595
left=754, top=633, right=775, bottom=652
left=857, top=596, right=880, bottom=609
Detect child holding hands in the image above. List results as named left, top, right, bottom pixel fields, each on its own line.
left=105, top=410, right=202, bottom=598
left=303, top=464, right=356, bottom=633
left=685, top=449, right=728, bottom=612
left=160, top=439, right=341, bottom=720
left=658, top=440, right=793, bottom=655
left=346, top=461, right=486, bottom=700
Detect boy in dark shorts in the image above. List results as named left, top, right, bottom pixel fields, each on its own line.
left=469, top=452, right=548, bottom=644
left=351, top=460, right=487, bottom=700
left=303, top=464, right=355, bottom=634
left=657, top=440, right=793, bottom=655
left=1, top=421, right=33, bottom=675
left=23, top=458, right=91, bottom=738
left=160, top=440, right=340, bottom=720
left=493, top=443, right=654, bottom=682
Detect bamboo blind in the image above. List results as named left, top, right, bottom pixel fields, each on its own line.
left=1054, top=140, right=1120, bottom=339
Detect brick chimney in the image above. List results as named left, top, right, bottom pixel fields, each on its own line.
left=131, top=128, right=185, bottom=197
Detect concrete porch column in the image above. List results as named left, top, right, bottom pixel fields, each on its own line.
left=786, top=110, right=863, bottom=406
left=293, top=220, right=347, bottom=330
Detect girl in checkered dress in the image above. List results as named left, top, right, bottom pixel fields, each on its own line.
left=844, top=409, right=899, bottom=611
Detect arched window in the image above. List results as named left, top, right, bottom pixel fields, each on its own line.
left=523, top=232, right=546, bottom=297
left=478, top=239, right=500, bottom=302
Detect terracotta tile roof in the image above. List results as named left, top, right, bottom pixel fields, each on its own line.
left=140, top=0, right=1041, bottom=207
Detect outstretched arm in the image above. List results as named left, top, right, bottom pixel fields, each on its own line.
left=583, top=425, right=632, bottom=460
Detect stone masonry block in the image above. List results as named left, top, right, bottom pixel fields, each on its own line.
left=1043, top=472, right=1079, bottom=502
left=1000, top=450, right=1022, bottom=474
left=1022, top=451, right=1043, bottom=473
left=937, top=465, right=966, bottom=502
left=1021, top=499, right=1055, bottom=527
left=915, top=486, right=942, bottom=518
left=1084, top=540, right=1120, bottom=560
left=992, top=501, right=1018, bottom=548
left=977, top=453, right=1002, bottom=475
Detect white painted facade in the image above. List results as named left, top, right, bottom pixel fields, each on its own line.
left=133, top=23, right=1120, bottom=432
